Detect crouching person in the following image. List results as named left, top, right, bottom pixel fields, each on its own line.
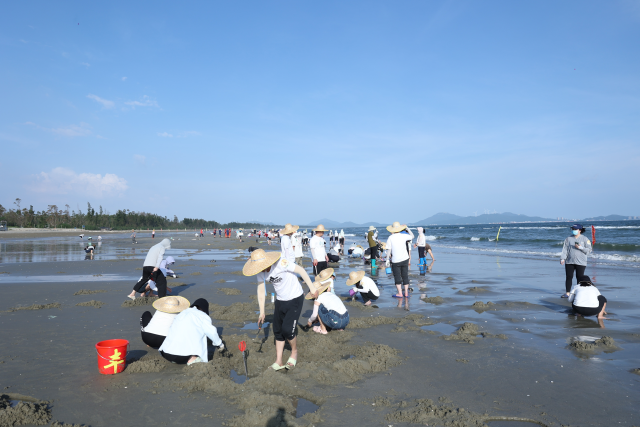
left=569, top=276, right=608, bottom=319
left=159, top=298, right=225, bottom=365
left=346, top=270, right=380, bottom=306
left=306, top=275, right=349, bottom=334
left=140, top=296, right=190, bottom=349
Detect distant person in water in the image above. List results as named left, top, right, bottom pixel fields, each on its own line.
left=560, top=224, right=592, bottom=298
left=569, top=276, right=607, bottom=320
left=131, top=229, right=137, bottom=244
left=152, top=229, right=155, bottom=239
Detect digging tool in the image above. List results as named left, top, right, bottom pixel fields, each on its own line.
left=238, top=341, right=248, bottom=377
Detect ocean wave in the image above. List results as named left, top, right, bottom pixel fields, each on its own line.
left=459, top=227, right=465, bottom=229
left=470, top=237, right=481, bottom=241
left=501, top=226, right=564, bottom=230
left=434, top=244, right=640, bottom=262
left=424, top=235, right=445, bottom=241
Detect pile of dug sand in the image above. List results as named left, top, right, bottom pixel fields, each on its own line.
left=73, top=289, right=107, bottom=295
left=0, top=394, right=51, bottom=426
left=570, top=336, right=618, bottom=352
left=121, top=297, right=157, bottom=308
left=75, top=300, right=104, bottom=308
left=9, top=303, right=61, bottom=312
left=218, top=288, right=242, bottom=295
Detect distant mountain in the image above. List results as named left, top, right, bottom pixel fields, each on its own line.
left=581, top=214, right=635, bottom=221
left=412, top=212, right=553, bottom=225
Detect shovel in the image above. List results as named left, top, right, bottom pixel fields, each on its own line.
left=238, top=341, right=248, bottom=377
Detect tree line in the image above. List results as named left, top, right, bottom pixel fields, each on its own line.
left=0, top=199, right=274, bottom=231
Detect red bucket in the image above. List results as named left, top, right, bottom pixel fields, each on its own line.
left=95, top=339, right=129, bottom=375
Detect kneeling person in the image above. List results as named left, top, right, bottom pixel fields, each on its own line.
left=159, top=298, right=224, bottom=365
left=346, top=270, right=380, bottom=306
left=306, top=275, right=349, bottom=334
left=140, top=296, right=190, bottom=349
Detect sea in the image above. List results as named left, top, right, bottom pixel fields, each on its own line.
left=309, top=220, right=640, bottom=269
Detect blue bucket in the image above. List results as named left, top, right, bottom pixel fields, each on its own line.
left=385, top=267, right=392, bottom=274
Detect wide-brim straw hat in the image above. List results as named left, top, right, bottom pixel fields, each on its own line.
left=152, top=296, right=190, bottom=313
left=368, top=225, right=376, bottom=231
left=346, top=270, right=366, bottom=286
left=380, top=242, right=387, bottom=250
left=242, top=249, right=281, bottom=276
left=280, top=223, right=299, bottom=235
left=305, top=268, right=334, bottom=299
left=387, top=221, right=407, bottom=233
left=313, top=224, right=329, bottom=232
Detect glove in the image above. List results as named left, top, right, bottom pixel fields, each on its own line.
left=349, top=289, right=356, bottom=297
left=219, top=342, right=225, bottom=351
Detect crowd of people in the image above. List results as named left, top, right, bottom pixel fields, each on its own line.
left=126, top=221, right=604, bottom=370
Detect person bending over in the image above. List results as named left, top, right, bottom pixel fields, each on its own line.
left=569, top=276, right=607, bottom=319
left=140, top=296, right=190, bottom=349
left=306, top=275, right=349, bottom=334
left=347, top=270, right=380, bottom=306
left=243, top=249, right=317, bottom=371
left=159, top=298, right=224, bottom=365
left=128, top=238, right=172, bottom=300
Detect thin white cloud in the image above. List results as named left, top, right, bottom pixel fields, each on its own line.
left=25, top=122, right=92, bottom=137
left=134, top=154, right=146, bottom=164
left=177, top=131, right=201, bottom=138
left=81, top=62, right=91, bottom=68
left=125, top=95, right=159, bottom=108
left=122, top=76, right=127, bottom=81
left=19, top=39, right=28, bottom=44
left=87, top=94, right=114, bottom=109
left=30, top=167, right=128, bottom=197
left=157, top=132, right=173, bottom=137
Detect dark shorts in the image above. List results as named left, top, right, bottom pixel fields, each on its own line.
left=314, top=261, right=328, bottom=276
left=369, top=245, right=378, bottom=259
left=318, top=305, right=350, bottom=330
left=140, top=311, right=166, bottom=349
left=391, top=259, right=410, bottom=286
left=573, top=295, right=607, bottom=317
left=273, top=294, right=304, bottom=341
left=160, top=351, right=190, bottom=364
left=339, top=237, right=345, bottom=245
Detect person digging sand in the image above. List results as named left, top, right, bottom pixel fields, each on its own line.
left=306, top=272, right=350, bottom=334
left=243, top=248, right=317, bottom=371
left=346, top=270, right=380, bottom=306
left=568, top=275, right=608, bottom=320
left=159, top=298, right=225, bottom=365
left=128, top=238, right=172, bottom=300
left=140, top=296, right=190, bottom=349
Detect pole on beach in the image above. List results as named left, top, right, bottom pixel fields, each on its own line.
left=592, top=226, right=596, bottom=246
left=496, top=226, right=502, bottom=242
left=239, top=341, right=248, bottom=376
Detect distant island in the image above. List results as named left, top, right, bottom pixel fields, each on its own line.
left=302, top=212, right=638, bottom=227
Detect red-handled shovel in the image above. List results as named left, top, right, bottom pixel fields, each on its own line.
left=238, top=341, right=248, bottom=377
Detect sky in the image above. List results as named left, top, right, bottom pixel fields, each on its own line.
left=1, top=1, right=639, bottom=225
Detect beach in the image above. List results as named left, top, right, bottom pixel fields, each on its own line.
left=0, top=230, right=639, bottom=427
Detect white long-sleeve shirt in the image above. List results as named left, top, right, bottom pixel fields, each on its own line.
left=351, top=276, right=380, bottom=297
left=386, top=229, right=414, bottom=263
left=568, top=285, right=602, bottom=308
left=143, top=239, right=171, bottom=268
left=159, top=307, right=222, bottom=362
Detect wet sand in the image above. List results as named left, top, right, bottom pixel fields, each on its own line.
left=0, top=232, right=639, bottom=426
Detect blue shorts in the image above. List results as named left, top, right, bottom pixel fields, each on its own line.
left=318, top=305, right=350, bottom=330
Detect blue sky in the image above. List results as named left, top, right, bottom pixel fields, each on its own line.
left=1, top=1, right=639, bottom=224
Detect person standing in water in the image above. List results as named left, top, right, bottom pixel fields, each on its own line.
left=280, top=223, right=299, bottom=264
left=367, top=226, right=379, bottom=266
left=152, top=229, right=155, bottom=239
left=560, top=224, right=592, bottom=298
left=243, top=249, right=317, bottom=370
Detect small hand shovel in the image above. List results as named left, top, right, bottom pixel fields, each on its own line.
left=238, top=341, right=248, bottom=377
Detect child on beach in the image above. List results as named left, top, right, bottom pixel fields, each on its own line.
left=243, top=248, right=317, bottom=371
left=347, top=270, right=380, bottom=306
left=140, top=296, right=190, bottom=349
left=306, top=273, right=349, bottom=334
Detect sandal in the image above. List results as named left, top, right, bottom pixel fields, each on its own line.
left=392, top=294, right=403, bottom=299
left=285, top=357, right=297, bottom=370
left=269, top=363, right=286, bottom=371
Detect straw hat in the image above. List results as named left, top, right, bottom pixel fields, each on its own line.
left=346, top=270, right=366, bottom=286
left=368, top=225, right=376, bottom=231
left=242, top=249, right=281, bottom=276
left=313, top=224, right=329, bottom=232
left=380, top=242, right=387, bottom=250
left=152, top=296, right=190, bottom=314
left=387, top=221, right=407, bottom=233
left=280, top=223, right=299, bottom=235
left=305, top=268, right=334, bottom=299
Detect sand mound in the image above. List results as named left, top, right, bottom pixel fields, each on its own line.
left=9, top=303, right=61, bottom=312
left=73, top=289, right=107, bottom=295
left=349, top=314, right=431, bottom=329
left=218, top=288, right=242, bottom=295
left=0, top=394, right=51, bottom=426
left=385, top=398, right=487, bottom=426
left=122, top=297, right=157, bottom=307
left=126, top=354, right=166, bottom=374
left=215, top=279, right=226, bottom=283
left=471, top=301, right=495, bottom=310
left=170, top=282, right=188, bottom=287
left=76, top=300, right=104, bottom=308
left=632, top=368, right=640, bottom=375
left=51, top=422, right=88, bottom=427
left=421, top=296, right=444, bottom=305
left=442, top=322, right=480, bottom=344
left=457, top=287, right=489, bottom=294
left=190, top=272, right=202, bottom=276
left=570, top=336, right=618, bottom=352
